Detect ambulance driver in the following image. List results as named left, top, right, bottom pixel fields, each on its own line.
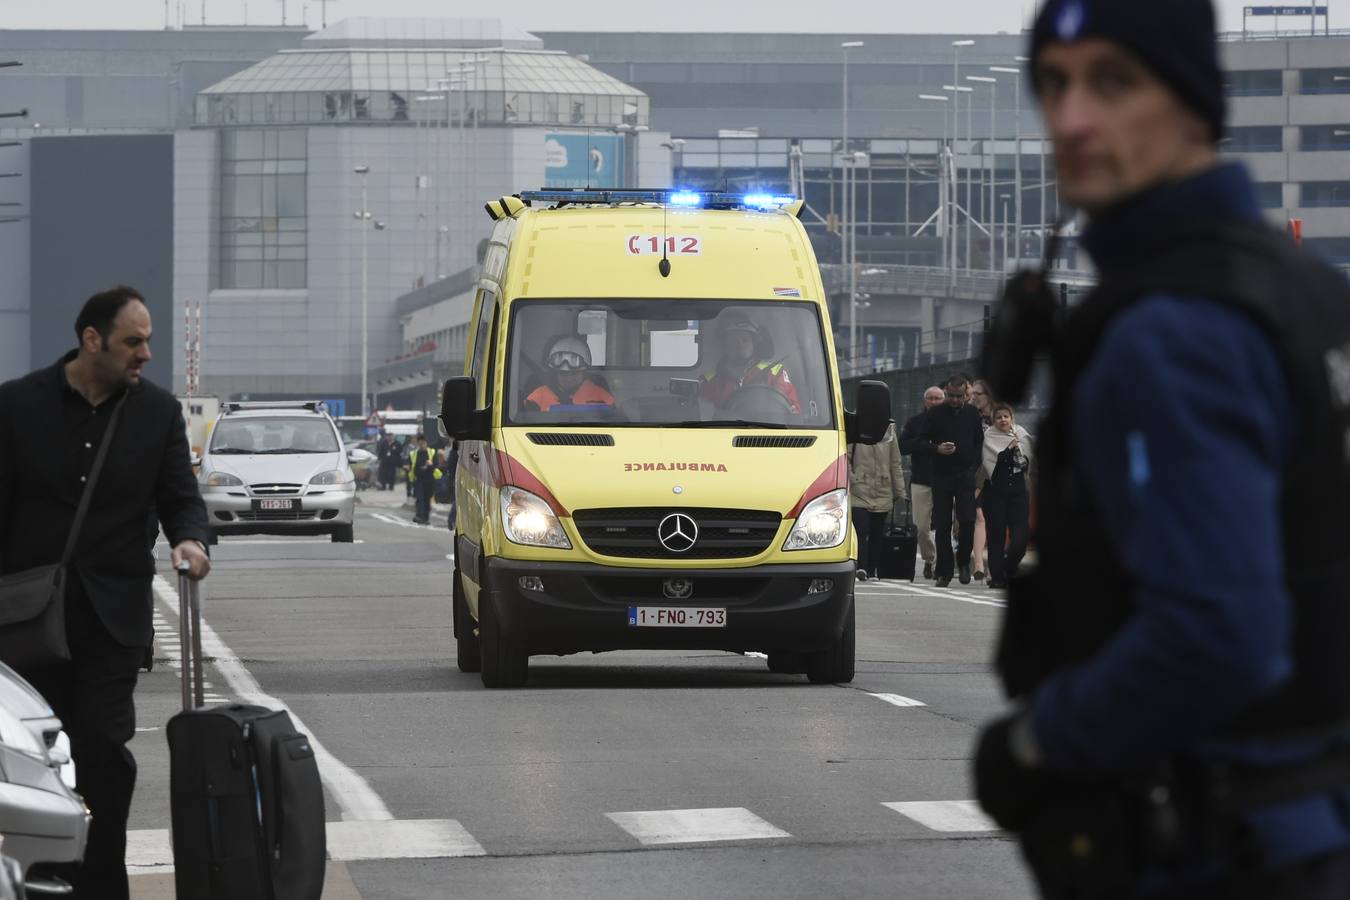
left=700, top=318, right=800, bottom=413
left=524, top=335, right=615, bottom=413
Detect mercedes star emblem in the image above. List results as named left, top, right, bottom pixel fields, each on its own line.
left=657, top=512, right=698, bottom=553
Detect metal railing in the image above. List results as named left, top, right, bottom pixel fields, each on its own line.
left=821, top=262, right=1096, bottom=302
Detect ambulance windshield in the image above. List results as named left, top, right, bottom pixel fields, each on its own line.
left=504, top=300, right=835, bottom=429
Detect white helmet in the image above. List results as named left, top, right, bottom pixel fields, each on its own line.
left=545, top=335, right=592, bottom=371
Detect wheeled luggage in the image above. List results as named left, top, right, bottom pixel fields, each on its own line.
left=165, top=563, right=326, bottom=900
left=876, top=503, right=919, bottom=582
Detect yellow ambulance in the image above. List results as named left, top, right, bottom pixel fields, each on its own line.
left=439, top=189, right=891, bottom=688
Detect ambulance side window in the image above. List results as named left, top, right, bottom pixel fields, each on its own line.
left=470, top=291, right=498, bottom=409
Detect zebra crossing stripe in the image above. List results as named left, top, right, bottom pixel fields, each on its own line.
left=606, top=807, right=791, bottom=846
left=125, top=819, right=485, bottom=873
left=882, top=800, right=1000, bottom=832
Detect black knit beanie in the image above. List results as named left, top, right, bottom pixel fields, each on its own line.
left=1029, top=0, right=1226, bottom=141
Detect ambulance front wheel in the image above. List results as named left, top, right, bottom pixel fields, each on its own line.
left=479, top=593, right=529, bottom=688
left=805, top=596, right=855, bottom=684
left=453, top=563, right=481, bottom=673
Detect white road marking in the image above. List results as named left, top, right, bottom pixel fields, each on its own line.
left=133, top=727, right=160, bottom=733
left=746, top=651, right=768, bottom=659
left=124, top=819, right=486, bottom=873
left=370, top=512, right=425, bottom=529
left=152, top=575, right=393, bottom=822
left=869, top=692, right=927, bottom=708
left=883, top=800, right=1000, bottom=833
left=870, top=580, right=1006, bottom=609
left=607, top=808, right=791, bottom=846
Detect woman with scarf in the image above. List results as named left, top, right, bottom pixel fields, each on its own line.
left=980, top=404, right=1033, bottom=589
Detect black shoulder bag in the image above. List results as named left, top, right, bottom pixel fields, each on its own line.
left=0, top=391, right=128, bottom=671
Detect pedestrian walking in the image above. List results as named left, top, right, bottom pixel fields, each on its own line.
left=376, top=433, right=398, bottom=490
left=969, top=379, right=995, bottom=582
left=402, top=437, right=415, bottom=498
left=898, top=386, right=944, bottom=579
left=848, top=421, right=906, bottom=581
left=978, top=404, right=1031, bottom=590
left=915, top=375, right=985, bottom=587
left=0, top=286, right=210, bottom=899
left=974, top=2, right=1350, bottom=897
left=409, top=434, right=436, bottom=525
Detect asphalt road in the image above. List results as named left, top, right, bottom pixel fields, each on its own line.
left=125, top=491, right=1036, bottom=899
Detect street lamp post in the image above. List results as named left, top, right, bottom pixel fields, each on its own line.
left=841, top=40, right=863, bottom=374
left=1000, top=194, right=1012, bottom=272
left=944, top=83, right=974, bottom=275
left=354, top=165, right=371, bottom=418
left=967, top=75, right=998, bottom=272
left=952, top=40, right=975, bottom=274
left=991, top=65, right=1024, bottom=266
left=919, top=93, right=951, bottom=273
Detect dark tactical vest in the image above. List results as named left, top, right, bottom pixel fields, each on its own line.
left=997, top=222, right=1350, bottom=739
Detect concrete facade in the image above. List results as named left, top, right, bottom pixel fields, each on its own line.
left=4, top=23, right=1347, bottom=388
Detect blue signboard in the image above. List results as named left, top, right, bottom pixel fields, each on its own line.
left=1245, top=6, right=1328, bottom=14
left=318, top=398, right=346, bottom=417
left=544, top=134, right=626, bottom=189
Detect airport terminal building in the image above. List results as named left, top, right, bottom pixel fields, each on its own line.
left=3, top=17, right=1346, bottom=397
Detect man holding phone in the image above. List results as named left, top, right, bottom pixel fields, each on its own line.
left=914, top=375, right=986, bottom=586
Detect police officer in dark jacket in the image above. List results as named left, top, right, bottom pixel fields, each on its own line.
left=0, top=286, right=210, bottom=899
left=913, top=376, right=985, bottom=587
left=974, top=2, right=1350, bottom=897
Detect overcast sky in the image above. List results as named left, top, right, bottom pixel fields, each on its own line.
left=0, top=0, right=1334, bottom=35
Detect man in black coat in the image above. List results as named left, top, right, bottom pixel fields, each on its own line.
left=898, top=385, right=945, bottom=580
left=0, top=286, right=210, bottom=899
left=914, top=375, right=986, bottom=587
left=376, top=433, right=398, bottom=490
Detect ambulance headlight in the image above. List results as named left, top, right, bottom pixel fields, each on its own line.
left=204, top=471, right=244, bottom=487
left=500, top=487, right=571, bottom=549
left=310, top=469, right=353, bottom=486
left=783, top=488, right=848, bottom=551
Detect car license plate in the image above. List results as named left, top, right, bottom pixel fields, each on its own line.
left=253, top=498, right=300, bottom=511
left=627, top=606, right=727, bottom=628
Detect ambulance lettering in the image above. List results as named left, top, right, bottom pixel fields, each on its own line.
left=623, top=462, right=729, bottom=472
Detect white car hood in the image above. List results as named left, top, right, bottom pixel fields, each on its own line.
left=209, top=452, right=346, bottom=486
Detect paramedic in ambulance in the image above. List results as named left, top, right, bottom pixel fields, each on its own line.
left=524, top=335, right=616, bottom=413
left=700, top=318, right=801, bottom=413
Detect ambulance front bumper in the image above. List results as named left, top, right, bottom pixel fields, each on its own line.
left=479, top=557, right=855, bottom=654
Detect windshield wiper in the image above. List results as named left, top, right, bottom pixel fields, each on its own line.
left=667, top=419, right=790, bottom=429
left=210, top=448, right=252, bottom=454
left=254, top=448, right=333, bottom=454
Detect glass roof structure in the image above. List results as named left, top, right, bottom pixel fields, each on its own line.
left=301, top=17, right=544, bottom=50
left=196, top=47, right=650, bottom=129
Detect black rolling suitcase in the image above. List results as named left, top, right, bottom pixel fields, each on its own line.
left=876, top=501, right=919, bottom=582
left=166, top=563, right=327, bottom=900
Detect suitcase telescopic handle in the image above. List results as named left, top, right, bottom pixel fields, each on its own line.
left=177, top=560, right=206, bottom=710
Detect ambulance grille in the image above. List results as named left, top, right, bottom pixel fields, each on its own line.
left=732, top=436, right=816, bottom=448
left=527, top=433, right=615, bottom=446
left=572, top=507, right=782, bottom=559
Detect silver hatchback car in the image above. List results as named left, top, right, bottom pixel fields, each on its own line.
left=198, top=402, right=364, bottom=542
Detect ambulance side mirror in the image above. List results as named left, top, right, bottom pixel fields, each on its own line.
left=846, top=380, right=891, bottom=445
left=440, top=377, right=489, bottom=441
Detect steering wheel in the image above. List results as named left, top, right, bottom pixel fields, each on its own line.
left=721, top=384, right=794, bottom=420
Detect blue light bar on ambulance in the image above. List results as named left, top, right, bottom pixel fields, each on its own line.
left=519, top=189, right=798, bottom=212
